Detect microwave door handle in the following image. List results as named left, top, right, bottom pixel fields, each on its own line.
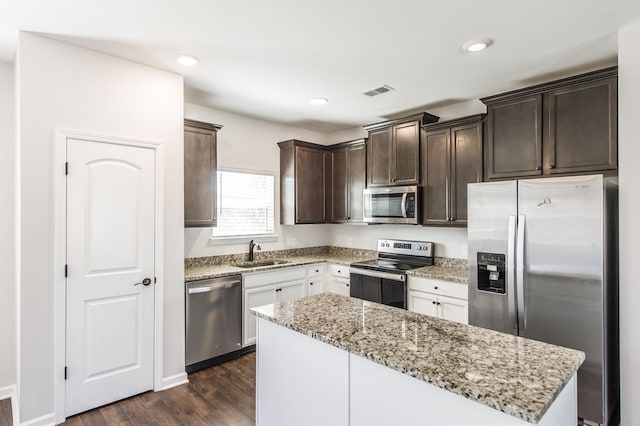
left=401, top=193, right=408, bottom=218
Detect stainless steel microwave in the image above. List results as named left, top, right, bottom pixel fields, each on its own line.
left=363, top=186, right=420, bottom=224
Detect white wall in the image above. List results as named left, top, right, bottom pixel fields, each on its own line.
left=184, top=103, right=332, bottom=258
left=0, top=60, right=16, bottom=391
left=16, top=33, right=184, bottom=422
left=617, top=22, right=640, bottom=426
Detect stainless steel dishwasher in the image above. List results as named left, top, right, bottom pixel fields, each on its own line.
left=186, top=274, right=242, bottom=370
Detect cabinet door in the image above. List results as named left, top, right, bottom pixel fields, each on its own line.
left=184, top=121, right=218, bottom=227
left=347, top=143, right=366, bottom=222
left=450, top=122, right=483, bottom=226
left=329, top=147, right=348, bottom=222
left=331, top=278, right=351, bottom=297
left=392, top=121, right=420, bottom=185
left=546, top=77, right=617, bottom=174
left=438, top=295, right=468, bottom=324
left=308, top=278, right=325, bottom=296
left=485, top=95, right=543, bottom=180
left=244, top=285, right=276, bottom=346
left=277, top=280, right=307, bottom=302
left=367, top=128, right=392, bottom=187
left=408, top=290, right=439, bottom=317
left=422, top=128, right=451, bottom=226
left=295, top=146, right=326, bottom=223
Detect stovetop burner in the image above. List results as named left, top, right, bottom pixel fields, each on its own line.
left=353, top=258, right=428, bottom=272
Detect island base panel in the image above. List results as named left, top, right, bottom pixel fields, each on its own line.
left=256, top=318, right=349, bottom=426
left=350, top=353, right=577, bottom=426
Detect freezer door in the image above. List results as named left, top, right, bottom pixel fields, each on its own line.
left=517, top=175, right=605, bottom=424
left=467, top=180, right=518, bottom=334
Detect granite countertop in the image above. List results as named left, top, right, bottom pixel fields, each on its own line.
left=251, top=293, right=584, bottom=424
left=407, top=264, right=469, bottom=283
left=184, top=252, right=377, bottom=282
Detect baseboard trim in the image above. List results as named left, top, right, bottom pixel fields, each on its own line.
left=20, top=412, right=54, bottom=426
left=0, top=385, right=18, bottom=426
left=161, top=372, right=188, bottom=390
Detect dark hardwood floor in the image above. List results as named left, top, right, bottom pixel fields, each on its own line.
left=63, top=351, right=256, bottom=425
left=0, top=398, right=12, bottom=426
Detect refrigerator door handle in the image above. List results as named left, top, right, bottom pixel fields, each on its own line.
left=507, top=215, right=517, bottom=329
left=516, top=214, right=526, bottom=330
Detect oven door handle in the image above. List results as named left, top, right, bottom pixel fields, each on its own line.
left=349, top=267, right=406, bottom=282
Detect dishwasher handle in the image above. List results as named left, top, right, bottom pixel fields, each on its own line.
left=187, top=276, right=242, bottom=294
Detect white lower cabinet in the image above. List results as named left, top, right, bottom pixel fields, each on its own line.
left=243, top=267, right=308, bottom=346
left=307, top=264, right=326, bottom=295
left=408, top=277, right=468, bottom=324
left=328, top=263, right=351, bottom=296
left=278, top=279, right=306, bottom=301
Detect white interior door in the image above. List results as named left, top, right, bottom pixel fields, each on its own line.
left=66, top=139, right=156, bottom=416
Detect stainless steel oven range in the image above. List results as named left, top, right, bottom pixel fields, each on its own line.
left=350, top=239, right=434, bottom=309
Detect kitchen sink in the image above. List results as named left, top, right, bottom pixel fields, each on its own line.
left=234, top=259, right=290, bottom=268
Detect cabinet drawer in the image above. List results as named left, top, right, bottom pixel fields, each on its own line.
left=330, top=264, right=350, bottom=278
left=307, top=264, right=326, bottom=277
left=244, top=267, right=306, bottom=288
left=408, top=277, right=467, bottom=300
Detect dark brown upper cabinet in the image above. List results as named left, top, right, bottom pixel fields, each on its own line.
left=326, top=139, right=366, bottom=223
left=184, top=119, right=222, bottom=227
left=545, top=76, right=617, bottom=174
left=365, top=112, right=439, bottom=187
left=482, top=67, right=617, bottom=181
left=484, top=94, right=543, bottom=180
left=422, top=115, right=484, bottom=227
left=278, top=140, right=327, bottom=225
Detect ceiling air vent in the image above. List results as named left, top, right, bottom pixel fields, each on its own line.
left=363, top=84, right=395, bottom=97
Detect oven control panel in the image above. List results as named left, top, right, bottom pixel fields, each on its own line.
left=377, top=239, right=434, bottom=258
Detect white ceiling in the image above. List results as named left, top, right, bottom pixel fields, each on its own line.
left=2, top=0, right=640, bottom=133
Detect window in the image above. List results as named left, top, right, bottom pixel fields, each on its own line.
left=212, top=170, right=275, bottom=237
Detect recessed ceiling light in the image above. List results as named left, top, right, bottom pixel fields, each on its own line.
left=310, top=97, right=328, bottom=105
left=462, top=38, right=493, bottom=53
left=176, top=53, right=199, bottom=66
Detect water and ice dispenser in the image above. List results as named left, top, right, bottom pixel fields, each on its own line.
left=477, top=252, right=506, bottom=294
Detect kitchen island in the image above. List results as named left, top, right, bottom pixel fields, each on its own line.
left=251, top=293, right=584, bottom=426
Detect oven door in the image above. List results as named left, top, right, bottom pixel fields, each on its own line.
left=349, top=267, right=407, bottom=309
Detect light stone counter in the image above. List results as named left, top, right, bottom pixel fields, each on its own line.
left=184, top=252, right=376, bottom=282
left=252, top=293, right=584, bottom=424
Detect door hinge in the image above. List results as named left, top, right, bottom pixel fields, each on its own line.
left=65, top=162, right=69, bottom=175
left=65, top=264, right=68, bottom=277
left=64, top=366, right=67, bottom=380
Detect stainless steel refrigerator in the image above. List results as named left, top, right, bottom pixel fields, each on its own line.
left=467, top=174, right=618, bottom=426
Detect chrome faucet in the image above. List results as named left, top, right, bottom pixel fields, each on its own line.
left=249, top=239, right=261, bottom=261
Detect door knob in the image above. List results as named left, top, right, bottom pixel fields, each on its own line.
left=134, top=278, right=152, bottom=286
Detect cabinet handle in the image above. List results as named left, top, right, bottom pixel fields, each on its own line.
left=434, top=286, right=439, bottom=290
left=432, top=301, right=436, bottom=305
left=346, top=284, right=349, bottom=287
left=450, top=217, right=455, bottom=222
left=437, top=302, right=441, bottom=305
left=310, top=283, right=313, bottom=285
left=549, top=164, right=556, bottom=169
left=535, top=166, right=542, bottom=171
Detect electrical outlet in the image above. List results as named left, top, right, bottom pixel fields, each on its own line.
left=286, top=238, right=298, bottom=247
